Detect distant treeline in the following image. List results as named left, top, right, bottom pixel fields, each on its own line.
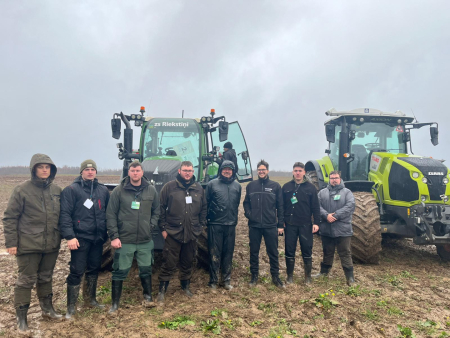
left=0, top=166, right=122, bottom=176
left=252, top=170, right=292, bottom=177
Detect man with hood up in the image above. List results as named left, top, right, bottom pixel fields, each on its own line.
left=314, top=171, right=356, bottom=286
left=59, top=159, right=110, bottom=319
left=206, top=160, right=242, bottom=290
left=157, top=161, right=207, bottom=303
left=219, top=142, right=239, bottom=177
left=3, top=154, right=62, bottom=332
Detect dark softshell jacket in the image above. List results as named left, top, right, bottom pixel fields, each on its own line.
left=282, top=178, right=320, bottom=226
left=106, top=177, right=160, bottom=244
left=3, top=154, right=62, bottom=255
left=59, top=176, right=110, bottom=243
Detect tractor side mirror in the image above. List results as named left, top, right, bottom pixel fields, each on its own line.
left=241, top=150, right=248, bottom=161
left=430, top=126, right=439, bottom=146
left=218, top=121, right=229, bottom=142
left=111, top=118, right=121, bottom=139
left=325, top=125, right=335, bottom=143
left=401, top=131, right=411, bottom=143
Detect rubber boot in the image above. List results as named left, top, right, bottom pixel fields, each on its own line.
left=180, top=280, right=193, bottom=298
left=66, top=284, right=80, bottom=319
left=140, top=276, right=153, bottom=303
left=83, top=275, right=104, bottom=308
left=109, top=280, right=123, bottom=313
left=272, top=275, right=285, bottom=289
left=157, top=281, right=169, bottom=303
left=312, top=263, right=332, bottom=278
left=39, top=294, right=62, bottom=320
left=285, top=257, right=295, bottom=284
left=343, top=266, right=355, bottom=286
left=248, top=274, right=258, bottom=287
left=304, top=263, right=312, bottom=285
left=16, top=304, right=29, bottom=332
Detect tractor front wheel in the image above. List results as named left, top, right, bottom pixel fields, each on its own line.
left=436, top=244, right=450, bottom=262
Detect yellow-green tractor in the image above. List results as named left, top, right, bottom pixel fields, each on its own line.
left=306, top=108, right=450, bottom=263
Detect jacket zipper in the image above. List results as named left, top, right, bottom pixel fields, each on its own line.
left=42, top=190, right=48, bottom=249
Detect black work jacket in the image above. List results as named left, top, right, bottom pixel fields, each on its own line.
left=243, top=176, right=284, bottom=228
left=60, top=176, right=110, bottom=243
left=222, top=149, right=239, bottom=175
left=282, top=179, right=320, bottom=226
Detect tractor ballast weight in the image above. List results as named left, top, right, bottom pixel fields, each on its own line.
left=306, top=108, right=450, bottom=264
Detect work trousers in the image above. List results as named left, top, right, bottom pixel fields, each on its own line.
left=284, top=223, right=313, bottom=264
left=159, top=235, right=197, bottom=282
left=249, top=227, right=279, bottom=277
left=321, top=235, right=353, bottom=268
left=66, top=238, right=103, bottom=286
left=14, top=251, right=59, bottom=308
left=111, top=241, right=154, bottom=281
left=208, top=225, right=236, bottom=285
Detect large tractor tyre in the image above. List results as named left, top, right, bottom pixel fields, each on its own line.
left=351, top=191, right=382, bottom=264
left=197, top=228, right=209, bottom=268
left=306, top=171, right=319, bottom=191
left=101, top=240, right=115, bottom=271
left=436, top=244, right=450, bottom=262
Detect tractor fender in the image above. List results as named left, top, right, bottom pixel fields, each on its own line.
left=305, top=160, right=327, bottom=190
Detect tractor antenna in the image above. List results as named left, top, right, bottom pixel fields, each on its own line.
left=411, top=108, right=418, bottom=123
left=182, top=110, right=184, bottom=118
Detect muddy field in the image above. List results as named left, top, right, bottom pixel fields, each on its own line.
left=1, top=175, right=450, bottom=337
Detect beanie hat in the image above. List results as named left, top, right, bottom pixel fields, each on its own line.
left=223, top=142, right=233, bottom=149
left=80, top=159, right=97, bottom=174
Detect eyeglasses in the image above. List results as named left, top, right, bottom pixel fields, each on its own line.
left=181, top=170, right=194, bottom=173
left=257, top=169, right=267, bottom=172
left=330, top=177, right=340, bottom=180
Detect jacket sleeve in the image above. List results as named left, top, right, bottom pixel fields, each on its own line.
left=104, top=187, right=110, bottom=210
left=150, top=188, right=160, bottom=228
left=236, top=184, right=242, bottom=210
left=59, top=186, right=76, bottom=240
left=106, top=187, right=121, bottom=240
left=199, top=188, right=207, bottom=227
left=205, top=181, right=213, bottom=215
left=243, top=184, right=251, bottom=219
left=276, top=184, right=284, bottom=228
left=333, top=189, right=356, bottom=220
left=2, top=186, right=22, bottom=248
left=158, top=184, right=168, bottom=231
left=310, top=186, right=321, bottom=225
left=318, top=189, right=329, bottom=221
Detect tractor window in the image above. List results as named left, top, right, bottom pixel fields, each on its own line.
left=329, top=124, right=341, bottom=170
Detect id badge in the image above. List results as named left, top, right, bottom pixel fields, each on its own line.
left=186, top=196, right=193, bottom=204
left=334, top=195, right=341, bottom=201
left=83, top=199, right=93, bottom=209
left=131, top=201, right=141, bottom=209
left=290, top=196, right=298, bottom=204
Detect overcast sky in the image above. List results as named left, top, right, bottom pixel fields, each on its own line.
left=1, top=1, right=450, bottom=172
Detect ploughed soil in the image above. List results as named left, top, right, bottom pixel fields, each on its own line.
left=1, top=175, right=450, bottom=338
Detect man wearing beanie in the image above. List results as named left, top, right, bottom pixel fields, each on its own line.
left=219, top=142, right=239, bottom=177
left=60, top=159, right=110, bottom=319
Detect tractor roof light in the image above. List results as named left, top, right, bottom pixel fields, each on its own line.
left=359, top=118, right=364, bottom=122
left=140, top=106, right=145, bottom=113
left=404, top=119, right=408, bottom=123
left=398, top=119, right=402, bottom=123
left=201, top=117, right=207, bottom=122
left=353, top=117, right=357, bottom=121
left=131, top=114, right=136, bottom=120
left=136, top=115, right=142, bottom=120
left=412, top=172, right=420, bottom=179
left=206, top=117, right=212, bottom=122
left=443, top=177, right=449, bottom=184
left=422, top=177, right=428, bottom=184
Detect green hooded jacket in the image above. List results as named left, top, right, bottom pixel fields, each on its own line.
left=3, top=154, right=62, bottom=255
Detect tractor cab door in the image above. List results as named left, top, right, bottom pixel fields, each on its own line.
left=211, top=121, right=253, bottom=182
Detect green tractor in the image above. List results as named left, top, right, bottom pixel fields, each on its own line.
left=103, top=107, right=253, bottom=266
left=305, top=108, right=450, bottom=264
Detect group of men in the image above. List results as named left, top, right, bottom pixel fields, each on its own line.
left=3, top=152, right=356, bottom=333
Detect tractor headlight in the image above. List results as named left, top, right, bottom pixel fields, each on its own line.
left=131, top=114, right=136, bottom=119
left=421, top=195, right=427, bottom=202
left=201, top=117, right=207, bottom=122
left=412, top=172, right=420, bottom=179
left=443, top=177, right=449, bottom=184
left=397, top=119, right=402, bottom=123
left=422, top=177, right=428, bottom=184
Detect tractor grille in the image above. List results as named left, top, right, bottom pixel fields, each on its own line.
left=388, top=162, right=419, bottom=202
left=398, top=157, right=448, bottom=201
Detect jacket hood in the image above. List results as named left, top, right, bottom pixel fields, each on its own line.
left=219, top=160, right=236, bottom=183
left=30, top=153, right=57, bottom=182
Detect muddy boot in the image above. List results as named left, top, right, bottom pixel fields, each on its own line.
left=83, top=275, right=104, bottom=309
left=272, top=275, right=285, bottom=289
left=304, top=263, right=312, bottom=285
left=16, top=304, right=29, bottom=332
left=285, top=257, right=295, bottom=285
left=312, top=263, right=332, bottom=279
left=248, top=274, right=258, bottom=287
left=157, top=281, right=169, bottom=303
left=223, top=281, right=233, bottom=291
left=343, top=267, right=355, bottom=286
left=66, top=284, right=80, bottom=319
left=140, top=276, right=153, bottom=303
left=180, top=280, right=193, bottom=298
left=39, top=294, right=62, bottom=319
left=109, top=280, right=123, bottom=313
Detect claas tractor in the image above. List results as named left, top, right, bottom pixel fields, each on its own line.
left=305, top=108, right=450, bottom=264
left=101, top=107, right=253, bottom=267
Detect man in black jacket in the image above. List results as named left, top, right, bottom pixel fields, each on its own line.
left=282, top=162, right=320, bottom=285
left=60, top=159, right=110, bottom=319
left=220, top=142, right=239, bottom=177
left=243, top=159, right=284, bottom=288
left=206, top=161, right=242, bottom=290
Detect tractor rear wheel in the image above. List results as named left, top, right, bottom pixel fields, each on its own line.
left=306, top=171, right=319, bottom=191
left=436, top=244, right=450, bottom=262
left=101, top=240, right=114, bottom=271
left=351, top=191, right=382, bottom=264
left=197, top=228, right=209, bottom=268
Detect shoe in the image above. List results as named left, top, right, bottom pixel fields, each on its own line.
left=16, top=304, right=29, bottom=332
left=312, top=263, right=332, bottom=279
left=304, top=263, right=312, bottom=285
left=83, top=275, right=104, bottom=308
left=66, top=284, right=80, bottom=319
left=39, top=294, right=62, bottom=319
left=343, top=267, right=355, bottom=286
left=272, top=276, right=285, bottom=289
left=223, top=281, right=233, bottom=290
left=157, top=281, right=169, bottom=303
left=248, top=274, right=258, bottom=287
left=285, top=257, right=295, bottom=285
left=180, top=280, right=193, bottom=298
left=109, top=280, right=123, bottom=313
left=140, top=276, right=153, bottom=303
left=208, top=283, right=218, bottom=290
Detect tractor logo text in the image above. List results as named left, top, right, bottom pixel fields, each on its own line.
left=428, top=172, right=444, bottom=176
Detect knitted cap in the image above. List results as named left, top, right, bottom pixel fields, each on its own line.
left=80, top=159, right=97, bottom=174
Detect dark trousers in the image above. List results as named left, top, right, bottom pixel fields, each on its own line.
left=15, top=251, right=59, bottom=307
left=321, top=236, right=353, bottom=268
left=159, top=235, right=197, bottom=282
left=285, top=224, right=313, bottom=264
left=249, top=227, right=279, bottom=277
left=208, top=225, right=236, bottom=285
left=66, top=239, right=103, bottom=286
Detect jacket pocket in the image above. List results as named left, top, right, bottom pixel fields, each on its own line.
left=18, top=226, right=44, bottom=251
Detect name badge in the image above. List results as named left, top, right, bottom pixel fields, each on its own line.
left=334, top=195, right=341, bottom=201
left=186, top=196, right=193, bottom=204
left=83, top=199, right=93, bottom=209
left=290, top=196, right=298, bottom=204
left=131, top=201, right=140, bottom=209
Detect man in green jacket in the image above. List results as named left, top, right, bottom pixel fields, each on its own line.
left=157, top=161, right=207, bottom=303
left=106, top=161, right=160, bottom=313
left=3, top=154, right=62, bottom=332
